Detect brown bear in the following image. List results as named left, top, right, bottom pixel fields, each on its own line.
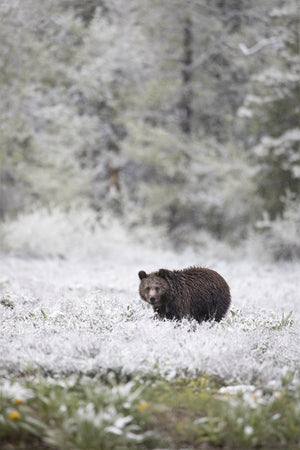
left=138, top=267, right=231, bottom=323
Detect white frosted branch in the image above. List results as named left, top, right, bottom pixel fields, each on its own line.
left=238, top=37, right=279, bottom=56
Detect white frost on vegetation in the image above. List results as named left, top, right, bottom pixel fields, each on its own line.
left=1, top=210, right=300, bottom=388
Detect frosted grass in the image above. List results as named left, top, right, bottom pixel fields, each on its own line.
left=1, top=253, right=299, bottom=386
left=1, top=210, right=300, bottom=387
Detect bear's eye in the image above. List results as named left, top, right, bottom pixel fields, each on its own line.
left=146, top=287, right=150, bottom=291
left=155, top=287, right=159, bottom=292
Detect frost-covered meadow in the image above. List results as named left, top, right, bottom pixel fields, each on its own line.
left=1, top=211, right=300, bottom=447
left=1, top=211, right=300, bottom=387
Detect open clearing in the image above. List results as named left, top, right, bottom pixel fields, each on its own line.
left=1, top=227, right=300, bottom=448
left=1, top=238, right=300, bottom=384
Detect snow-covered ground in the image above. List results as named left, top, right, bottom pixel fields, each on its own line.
left=1, top=216, right=300, bottom=388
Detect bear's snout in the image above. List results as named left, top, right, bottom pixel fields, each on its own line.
left=149, top=296, right=156, bottom=304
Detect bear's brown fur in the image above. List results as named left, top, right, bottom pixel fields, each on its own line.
left=138, top=267, right=231, bottom=323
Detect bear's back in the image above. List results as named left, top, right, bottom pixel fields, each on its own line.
left=174, top=267, right=231, bottom=322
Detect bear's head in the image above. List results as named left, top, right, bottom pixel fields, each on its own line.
left=138, top=270, right=169, bottom=308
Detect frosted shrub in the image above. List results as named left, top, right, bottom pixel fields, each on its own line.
left=1, top=204, right=160, bottom=259
left=0, top=206, right=98, bottom=258
left=255, top=196, right=300, bottom=261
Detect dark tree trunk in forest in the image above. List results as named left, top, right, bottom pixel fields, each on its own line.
left=107, top=138, right=121, bottom=194
left=179, top=16, right=193, bottom=134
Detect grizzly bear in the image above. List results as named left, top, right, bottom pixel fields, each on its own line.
left=138, top=267, right=231, bottom=323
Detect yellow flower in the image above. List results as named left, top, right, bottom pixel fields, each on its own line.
left=9, top=411, right=20, bottom=420
left=137, top=402, right=148, bottom=410
left=14, top=398, right=23, bottom=405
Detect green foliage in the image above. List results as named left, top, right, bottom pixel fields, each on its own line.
left=0, top=376, right=162, bottom=449
left=1, top=373, right=300, bottom=449
left=226, top=308, right=294, bottom=331
left=140, top=376, right=300, bottom=448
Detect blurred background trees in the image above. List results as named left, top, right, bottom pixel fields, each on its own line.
left=240, top=1, right=300, bottom=219
left=0, top=0, right=299, bottom=256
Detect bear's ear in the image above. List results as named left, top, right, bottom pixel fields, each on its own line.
left=158, top=269, right=170, bottom=279
left=138, top=270, right=147, bottom=280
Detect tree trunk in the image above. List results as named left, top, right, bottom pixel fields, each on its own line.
left=179, top=16, right=193, bottom=134
left=107, top=138, right=121, bottom=194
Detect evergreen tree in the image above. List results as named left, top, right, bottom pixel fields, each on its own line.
left=239, top=0, right=300, bottom=218
left=0, top=0, right=88, bottom=216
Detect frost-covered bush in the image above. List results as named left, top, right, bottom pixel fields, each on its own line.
left=251, top=130, right=300, bottom=219
left=0, top=207, right=91, bottom=257
left=254, top=195, right=300, bottom=261
left=0, top=207, right=131, bottom=258
left=0, top=205, right=234, bottom=260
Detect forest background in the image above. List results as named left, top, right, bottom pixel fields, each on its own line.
left=0, top=0, right=299, bottom=259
